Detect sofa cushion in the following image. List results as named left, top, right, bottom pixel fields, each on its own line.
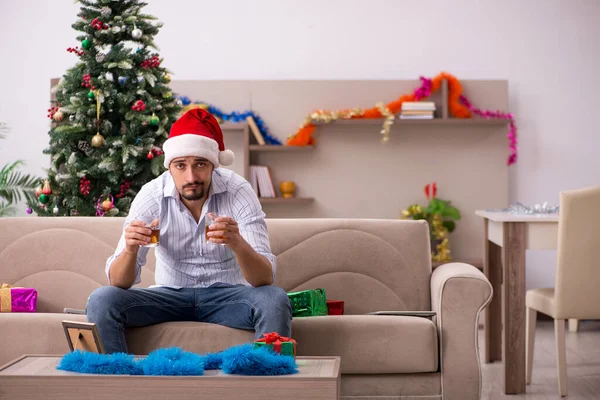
left=292, top=315, right=438, bottom=374
left=128, top=315, right=438, bottom=374
left=0, top=313, right=438, bottom=375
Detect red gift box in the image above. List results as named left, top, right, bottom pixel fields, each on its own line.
left=326, top=300, right=344, bottom=315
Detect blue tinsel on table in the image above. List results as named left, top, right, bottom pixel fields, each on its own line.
left=56, top=344, right=298, bottom=376
left=175, top=95, right=282, bottom=145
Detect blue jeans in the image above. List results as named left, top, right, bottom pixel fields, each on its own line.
left=85, top=283, right=293, bottom=354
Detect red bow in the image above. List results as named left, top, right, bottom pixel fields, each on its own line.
left=255, top=332, right=297, bottom=354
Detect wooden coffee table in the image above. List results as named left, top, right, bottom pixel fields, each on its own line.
left=0, top=354, right=340, bottom=399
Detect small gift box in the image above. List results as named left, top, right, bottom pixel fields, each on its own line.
left=0, top=283, right=37, bottom=313
left=287, top=288, right=328, bottom=317
left=253, top=332, right=297, bottom=358
left=326, top=300, right=344, bottom=315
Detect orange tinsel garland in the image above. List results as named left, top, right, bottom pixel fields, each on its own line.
left=286, top=72, right=472, bottom=146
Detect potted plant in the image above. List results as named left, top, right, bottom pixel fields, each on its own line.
left=0, top=122, right=41, bottom=216
left=401, top=182, right=461, bottom=262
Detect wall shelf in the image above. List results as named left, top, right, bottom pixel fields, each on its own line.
left=312, top=118, right=507, bottom=127
left=259, top=197, right=314, bottom=205
left=249, top=145, right=315, bottom=152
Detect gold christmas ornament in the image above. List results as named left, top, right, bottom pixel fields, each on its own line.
left=102, top=198, right=114, bottom=211
left=91, top=132, right=105, bottom=147
left=53, top=111, right=64, bottom=121
left=164, top=74, right=171, bottom=83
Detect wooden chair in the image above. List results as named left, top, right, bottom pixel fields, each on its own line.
left=526, top=186, right=600, bottom=396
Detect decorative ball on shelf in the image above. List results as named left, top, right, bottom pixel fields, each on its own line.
left=102, top=198, right=114, bottom=211
left=26, top=207, right=33, bottom=214
left=81, top=38, right=92, bottom=50
left=42, top=179, right=52, bottom=195
left=87, top=91, right=95, bottom=100
left=53, top=206, right=59, bottom=215
left=147, top=151, right=154, bottom=160
left=39, top=194, right=49, bottom=204
left=150, top=113, right=159, bottom=126
left=53, top=111, right=64, bottom=121
left=91, top=132, right=105, bottom=148
left=131, top=28, right=143, bottom=39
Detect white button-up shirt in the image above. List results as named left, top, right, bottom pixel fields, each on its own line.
left=105, top=168, right=276, bottom=288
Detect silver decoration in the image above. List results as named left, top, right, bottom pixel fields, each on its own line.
left=487, top=202, right=559, bottom=215
left=101, top=6, right=111, bottom=17
left=96, top=52, right=106, bottom=62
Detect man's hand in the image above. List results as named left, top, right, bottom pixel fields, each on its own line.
left=124, top=220, right=156, bottom=253
left=206, top=214, right=244, bottom=250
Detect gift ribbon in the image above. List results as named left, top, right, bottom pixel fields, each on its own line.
left=0, top=283, right=13, bottom=312
left=255, top=332, right=297, bottom=354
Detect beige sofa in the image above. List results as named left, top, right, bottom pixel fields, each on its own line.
left=0, top=217, right=492, bottom=400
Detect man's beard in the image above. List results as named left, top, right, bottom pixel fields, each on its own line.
left=180, top=182, right=205, bottom=201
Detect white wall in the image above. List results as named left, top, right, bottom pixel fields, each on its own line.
left=0, top=0, right=598, bottom=289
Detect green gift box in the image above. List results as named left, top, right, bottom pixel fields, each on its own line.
left=253, top=333, right=297, bottom=358
left=287, top=288, right=328, bottom=317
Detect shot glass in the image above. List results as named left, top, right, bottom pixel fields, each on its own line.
left=205, top=213, right=226, bottom=245
left=139, top=213, right=160, bottom=247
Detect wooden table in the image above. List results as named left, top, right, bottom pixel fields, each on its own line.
left=0, top=354, right=341, bottom=400
left=476, top=210, right=559, bottom=394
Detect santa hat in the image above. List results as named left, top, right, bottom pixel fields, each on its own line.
left=162, top=108, right=235, bottom=169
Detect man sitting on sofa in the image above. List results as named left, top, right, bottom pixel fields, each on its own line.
left=86, top=108, right=292, bottom=354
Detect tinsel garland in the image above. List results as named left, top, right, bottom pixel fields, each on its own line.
left=286, top=72, right=518, bottom=166
left=175, top=96, right=282, bottom=145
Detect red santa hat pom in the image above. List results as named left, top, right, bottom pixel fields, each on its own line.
left=163, top=108, right=235, bottom=169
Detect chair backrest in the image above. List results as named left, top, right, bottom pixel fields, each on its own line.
left=555, top=185, right=600, bottom=319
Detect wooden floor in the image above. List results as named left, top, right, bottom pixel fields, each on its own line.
left=480, top=320, right=600, bottom=399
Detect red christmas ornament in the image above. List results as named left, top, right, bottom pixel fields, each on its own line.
left=147, top=151, right=154, bottom=160
left=131, top=100, right=146, bottom=112
left=115, top=180, right=131, bottom=199
left=81, top=74, right=92, bottom=88
left=90, top=17, right=108, bottom=30
left=67, top=46, right=85, bottom=56
left=47, top=106, right=59, bottom=119
left=140, top=55, right=161, bottom=69
left=79, top=176, right=91, bottom=196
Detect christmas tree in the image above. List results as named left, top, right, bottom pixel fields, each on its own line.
left=29, top=0, right=181, bottom=217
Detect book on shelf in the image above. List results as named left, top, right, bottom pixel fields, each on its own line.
left=249, top=165, right=276, bottom=198
left=400, top=101, right=435, bottom=119
left=246, top=116, right=266, bottom=145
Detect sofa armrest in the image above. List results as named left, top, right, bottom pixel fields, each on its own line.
left=431, top=262, right=493, bottom=400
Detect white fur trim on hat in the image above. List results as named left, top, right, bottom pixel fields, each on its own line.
left=163, top=134, right=221, bottom=168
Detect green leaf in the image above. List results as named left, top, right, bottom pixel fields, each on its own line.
left=107, top=62, right=118, bottom=69
left=144, top=73, right=156, bottom=87
left=0, top=161, right=41, bottom=204
left=151, top=154, right=164, bottom=176
left=0, top=201, right=16, bottom=217
left=443, top=220, right=456, bottom=233
left=118, top=61, right=133, bottom=69
left=441, top=206, right=461, bottom=220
